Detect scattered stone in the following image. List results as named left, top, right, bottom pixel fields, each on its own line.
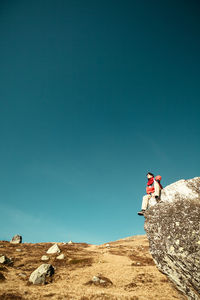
left=16, top=249, right=22, bottom=252
left=92, top=276, right=100, bottom=282
left=41, top=255, right=49, bottom=261
left=68, top=241, right=73, bottom=245
left=145, top=176, right=200, bottom=300
left=29, top=264, right=54, bottom=285
left=0, top=256, right=7, bottom=264
left=10, top=234, right=22, bottom=244
left=85, top=275, right=113, bottom=287
left=0, top=255, right=12, bottom=265
left=46, top=244, right=60, bottom=254
left=105, top=244, right=110, bottom=248
left=56, top=253, right=65, bottom=260
left=18, top=273, right=27, bottom=279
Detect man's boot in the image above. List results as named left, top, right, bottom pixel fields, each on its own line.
left=137, top=209, right=145, bottom=216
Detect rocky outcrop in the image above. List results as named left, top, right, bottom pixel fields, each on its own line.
left=144, top=177, right=200, bottom=300
left=10, top=235, right=22, bottom=244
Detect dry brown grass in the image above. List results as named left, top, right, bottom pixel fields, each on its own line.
left=0, top=236, right=186, bottom=300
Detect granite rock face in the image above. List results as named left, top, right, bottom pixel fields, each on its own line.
left=144, top=177, right=200, bottom=300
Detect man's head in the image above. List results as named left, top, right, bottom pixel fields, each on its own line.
left=146, top=172, right=154, bottom=179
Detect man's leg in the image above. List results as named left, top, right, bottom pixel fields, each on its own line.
left=138, top=194, right=151, bottom=215
left=142, top=194, right=151, bottom=210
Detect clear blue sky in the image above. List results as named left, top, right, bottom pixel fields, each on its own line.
left=0, top=0, right=199, bottom=244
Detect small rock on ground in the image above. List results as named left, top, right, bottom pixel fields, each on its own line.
left=46, top=244, right=60, bottom=254
left=41, top=255, right=49, bottom=261
left=56, top=253, right=65, bottom=260
left=85, top=275, right=113, bottom=287
left=0, top=255, right=12, bottom=265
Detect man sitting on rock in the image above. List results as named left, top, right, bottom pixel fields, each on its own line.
left=138, top=172, right=163, bottom=216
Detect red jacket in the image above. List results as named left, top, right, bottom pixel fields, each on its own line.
left=146, top=176, right=163, bottom=194
left=146, top=177, right=155, bottom=194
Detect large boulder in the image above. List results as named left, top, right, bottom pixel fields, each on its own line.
left=10, top=234, right=22, bottom=244
left=29, top=264, right=54, bottom=284
left=148, top=177, right=200, bottom=207
left=144, top=177, right=200, bottom=300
